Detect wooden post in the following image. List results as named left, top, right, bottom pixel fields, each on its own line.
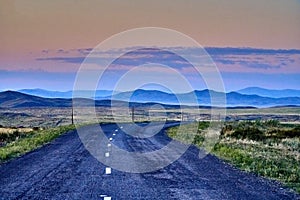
left=131, top=107, right=135, bottom=122
left=71, top=106, right=74, bottom=125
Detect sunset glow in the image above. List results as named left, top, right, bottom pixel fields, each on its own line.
left=0, top=0, right=299, bottom=91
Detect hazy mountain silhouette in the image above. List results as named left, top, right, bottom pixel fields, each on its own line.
left=108, top=89, right=300, bottom=107
left=18, top=89, right=118, bottom=98
left=0, top=91, right=71, bottom=108
left=0, top=91, right=180, bottom=109
left=1, top=89, right=300, bottom=108
left=237, top=87, right=300, bottom=98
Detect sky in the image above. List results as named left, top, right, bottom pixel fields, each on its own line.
left=0, top=0, right=300, bottom=92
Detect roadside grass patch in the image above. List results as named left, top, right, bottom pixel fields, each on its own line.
left=212, top=140, right=300, bottom=193
left=167, top=122, right=209, bottom=146
left=167, top=120, right=300, bottom=193
left=0, top=124, right=75, bottom=162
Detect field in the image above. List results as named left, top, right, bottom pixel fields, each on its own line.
left=0, top=106, right=299, bottom=128
left=167, top=120, right=300, bottom=193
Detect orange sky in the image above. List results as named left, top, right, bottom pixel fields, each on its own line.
left=1, top=0, right=300, bottom=57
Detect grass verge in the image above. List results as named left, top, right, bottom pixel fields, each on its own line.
left=167, top=121, right=300, bottom=193
left=0, top=124, right=76, bottom=163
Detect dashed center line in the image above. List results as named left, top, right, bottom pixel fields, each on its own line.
left=105, top=167, right=111, bottom=174
left=100, top=195, right=111, bottom=200
left=109, top=138, right=113, bottom=141
left=107, top=143, right=111, bottom=147
left=105, top=152, right=110, bottom=157
left=113, top=133, right=116, bottom=136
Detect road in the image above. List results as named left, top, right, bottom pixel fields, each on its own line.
left=0, top=123, right=299, bottom=200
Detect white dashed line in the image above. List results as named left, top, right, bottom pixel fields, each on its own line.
left=107, top=143, right=111, bottom=147
left=105, top=167, right=111, bottom=174
left=115, top=129, right=118, bottom=132
left=105, top=152, right=110, bottom=157
left=120, top=126, right=123, bottom=129
left=104, top=197, right=111, bottom=200
left=109, top=138, right=113, bottom=141
left=113, top=133, right=116, bottom=136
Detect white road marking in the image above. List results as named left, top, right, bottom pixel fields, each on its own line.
left=105, top=152, right=110, bottom=157
left=107, top=143, right=111, bottom=147
left=105, top=167, right=111, bottom=174
left=104, top=197, right=111, bottom=200
left=113, top=133, right=116, bottom=136
left=109, top=138, right=113, bottom=141
left=120, top=126, right=123, bottom=129
left=115, top=129, right=118, bottom=132
left=100, top=195, right=107, bottom=197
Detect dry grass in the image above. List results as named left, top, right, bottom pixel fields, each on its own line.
left=0, top=127, right=33, bottom=134
left=0, top=124, right=75, bottom=162
left=167, top=121, right=300, bottom=193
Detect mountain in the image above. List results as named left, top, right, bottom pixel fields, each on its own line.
left=106, top=89, right=179, bottom=104
left=225, top=92, right=300, bottom=107
left=18, top=87, right=300, bottom=99
left=106, top=89, right=224, bottom=105
left=18, top=89, right=118, bottom=98
left=237, top=87, right=300, bottom=98
left=1, top=90, right=300, bottom=108
left=0, top=91, right=71, bottom=108
left=0, top=91, right=181, bottom=109
left=108, top=89, right=300, bottom=107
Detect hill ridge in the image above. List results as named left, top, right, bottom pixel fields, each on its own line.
left=1, top=90, right=300, bottom=108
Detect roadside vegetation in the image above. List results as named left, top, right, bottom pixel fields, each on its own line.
left=0, top=124, right=75, bottom=162
left=167, top=120, right=300, bottom=193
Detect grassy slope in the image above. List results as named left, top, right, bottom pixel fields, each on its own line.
left=167, top=121, right=300, bottom=193
left=0, top=124, right=75, bottom=162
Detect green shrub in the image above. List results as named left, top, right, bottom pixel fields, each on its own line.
left=231, top=126, right=265, bottom=141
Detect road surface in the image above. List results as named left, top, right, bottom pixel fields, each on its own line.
left=0, top=123, right=299, bottom=199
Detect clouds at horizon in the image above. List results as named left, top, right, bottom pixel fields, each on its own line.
left=1, top=46, right=300, bottom=91
left=33, top=46, right=300, bottom=74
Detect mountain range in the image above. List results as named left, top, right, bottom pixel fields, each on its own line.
left=0, top=91, right=182, bottom=109
left=18, top=89, right=117, bottom=99
left=106, top=89, right=300, bottom=107
left=17, top=87, right=300, bottom=99
left=1, top=88, right=300, bottom=108
left=237, top=87, right=300, bottom=98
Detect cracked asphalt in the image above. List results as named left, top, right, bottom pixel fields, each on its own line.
left=0, top=123, right=299, bottom=199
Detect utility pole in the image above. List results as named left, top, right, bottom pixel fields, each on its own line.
left=71, top=106, right=74, bottom=125
left=131, top=107, right=135, bottom=122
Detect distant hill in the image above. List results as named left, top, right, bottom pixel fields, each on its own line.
left=106, top=89, right=180, bottom=104
left=0, top=91, right=181, bottom=109
left=1, top=90, right=300, bottom=108
left=237, top=87, right=300, bottom=98
left=108, top=89, right=300, bottom=107
left=18, top=89, right=118, bottom=98
left=0, top=91, right=71, bottom=108
left=18, top=87, right=300, bottom=99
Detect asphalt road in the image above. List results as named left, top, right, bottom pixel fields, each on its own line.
left=0, top=122, right=299, bottom=200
